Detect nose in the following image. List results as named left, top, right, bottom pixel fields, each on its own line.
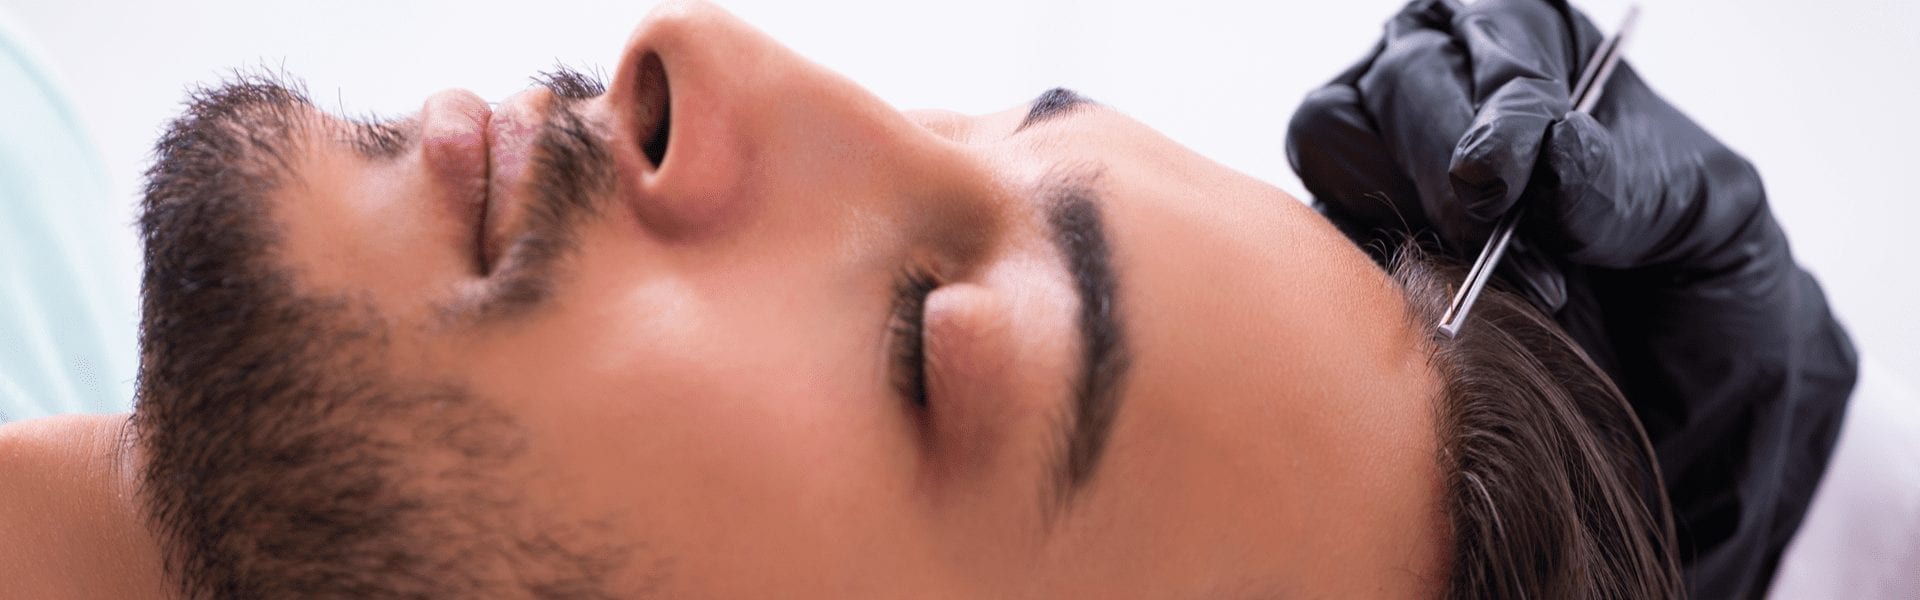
left=603, top=0, right=958, bottom=242
left=605, top=0, right=761, bottom=240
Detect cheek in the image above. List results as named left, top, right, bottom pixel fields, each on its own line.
left=474, top=260, right=893, bottom=501
left=446, top=238, right=934, bottom=577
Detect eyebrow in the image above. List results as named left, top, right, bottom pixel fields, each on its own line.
left=1018, top=87, right=1094, bottom=132
left=1040, top=171, right=1132, bottom=506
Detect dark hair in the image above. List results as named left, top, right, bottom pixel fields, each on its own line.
left=1387, top=243, right=1684, bottom=599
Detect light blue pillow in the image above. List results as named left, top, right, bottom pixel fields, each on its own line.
left=0, top=9, right=139, bottom=422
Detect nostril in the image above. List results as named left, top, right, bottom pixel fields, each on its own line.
left=644, top=102, right=670, bottom=167
left=632, top=52, right=671, bottom=168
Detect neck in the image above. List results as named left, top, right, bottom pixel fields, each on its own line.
left=0, top=413, right=170, bottom=599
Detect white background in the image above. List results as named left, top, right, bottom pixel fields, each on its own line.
left=4, top=0, right=1915, bottom=371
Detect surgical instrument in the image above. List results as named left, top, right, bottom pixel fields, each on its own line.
left=1437, top=5, right=1641, bottom=338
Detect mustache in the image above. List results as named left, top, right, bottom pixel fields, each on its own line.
left=528, top=63, right=616, bottom=226
left=535, top=65, right=609, bottom=100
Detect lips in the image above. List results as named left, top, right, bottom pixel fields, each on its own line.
left=479, top=90, right=552, bottom=272
left=419, top=85, right=568, bottom=276
left=418, top=89, right=497, bottom=271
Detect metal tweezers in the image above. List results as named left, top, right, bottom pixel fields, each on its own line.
left=1437, top=5, right=1641, bottom=338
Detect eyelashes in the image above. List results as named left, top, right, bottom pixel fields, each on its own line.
left=889, top=268, right=940, bottom=408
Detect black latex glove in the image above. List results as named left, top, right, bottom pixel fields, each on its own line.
left=1285, top=0, right=1859, bottom=597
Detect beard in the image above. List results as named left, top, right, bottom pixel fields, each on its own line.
left=132, top=69, right=632, bottom=599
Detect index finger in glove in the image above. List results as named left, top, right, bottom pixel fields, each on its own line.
left=1356, top=0, right=1480, bottom=248
left=1443, top=0, right=1602, bottom=224
left=1287, top=42, right=1426, bottom=234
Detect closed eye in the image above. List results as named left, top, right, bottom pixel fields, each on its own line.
left=888, top=268, right=939, bottom=407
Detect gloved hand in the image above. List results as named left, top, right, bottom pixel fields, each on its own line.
left=1284, top=0, right=1859, bottom=597
left=1290, top=0, right=1769, bottom=290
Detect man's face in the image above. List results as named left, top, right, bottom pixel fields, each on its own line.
left=152, top=1, right=1443, bottom=595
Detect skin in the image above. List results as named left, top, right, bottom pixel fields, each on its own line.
left=0, top=1, right=1444, bottom=596
left=0, top=415, right=167, bottom=598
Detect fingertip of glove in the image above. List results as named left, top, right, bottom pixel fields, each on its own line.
left=1448, top=131, right=1527, bottom=220
left=1297, top=84, right=1362, bottom=113
left=1448, top=171, right=1510, bottom=223
left=1546, top=112, right=1611, bottom=190
left=1288, top=85, right=1368, bottom=154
